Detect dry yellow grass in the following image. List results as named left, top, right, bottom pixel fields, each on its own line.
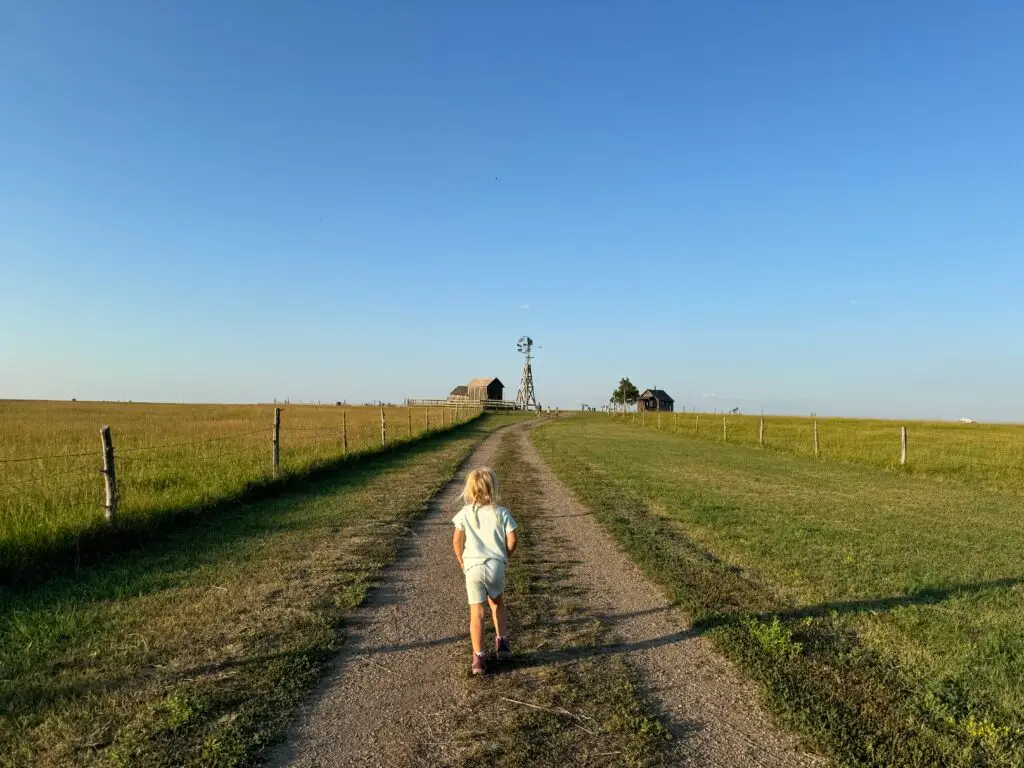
left=0, top=399, right=475, bottom=576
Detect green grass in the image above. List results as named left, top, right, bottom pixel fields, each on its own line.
left=534, top=417, right=1024, bottom=767
left=0, top=415, right=520, bottom=768
left=621, top=410, right=1024, bottom=493
left=0, top=400, right=478, bottom=584
left=450, top=432, right=670, bottom=767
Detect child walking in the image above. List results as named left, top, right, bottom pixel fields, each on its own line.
left=452, top=467, right=518, bottom=675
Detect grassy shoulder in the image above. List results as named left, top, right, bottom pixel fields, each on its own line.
left=449, top=430, right=670, bottom=768
left=0, top=415, right=519, bottom=768
left=533, top=417, right=1024, bottom=767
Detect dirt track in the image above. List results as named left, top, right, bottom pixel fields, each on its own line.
left=268, top=420, right=826, bottom=767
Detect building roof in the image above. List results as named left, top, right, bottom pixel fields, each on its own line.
left=638, top=388, right=674, bottom=402
left=468, top=377, right=503, bottom=388
left=449, top=385, right=469, bottom=396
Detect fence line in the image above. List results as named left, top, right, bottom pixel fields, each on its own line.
left=1, top=405, right=480, bottom=534
left=610, top=408, right=1024, bottom=475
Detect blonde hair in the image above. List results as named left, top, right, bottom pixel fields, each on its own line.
left=463, top=467, right=498, bottom=526
left=463, top=467, right=497, bottom=507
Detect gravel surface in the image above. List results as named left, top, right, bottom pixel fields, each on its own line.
left=269, top=420, right=828, bottom=767
left=266, top=424, right=508, bottom=768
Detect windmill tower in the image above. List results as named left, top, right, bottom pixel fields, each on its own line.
left=515, top=336, right=540, bottom=410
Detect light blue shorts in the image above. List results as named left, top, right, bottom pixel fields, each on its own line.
left=463, top=559, right=506, bottom=605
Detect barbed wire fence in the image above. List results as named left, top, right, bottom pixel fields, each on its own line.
left=608, top=407, right=1024, bottom=476
left=0, top=404, right=479, bottom=529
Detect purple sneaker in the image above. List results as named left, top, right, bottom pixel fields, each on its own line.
left=496, top=636, right=511, bottom=660
left=472, top=652, right=487, bottom=676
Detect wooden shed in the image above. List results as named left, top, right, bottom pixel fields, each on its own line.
left=637, top=388, right=674, bottom=412
left=448, top=385, right=469, bottom=402
left=467, top=377, right=504, bottom=401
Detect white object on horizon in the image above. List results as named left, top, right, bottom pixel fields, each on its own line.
left=959, top=417, right=975, bottom=424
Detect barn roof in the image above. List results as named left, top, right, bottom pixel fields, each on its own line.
left=639, top=388, right=674, bottom=402
left=450, top=385, right=469, bottom=396
left=468, top=377, right=503, bottom=388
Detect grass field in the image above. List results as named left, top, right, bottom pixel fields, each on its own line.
left=534, top=417, right=1024, bottom=767
left=0, top=415, right=523, bottom=767
left=0, top=400, right=476, bottom=582
left=622, top=410, right=1024, bottom=493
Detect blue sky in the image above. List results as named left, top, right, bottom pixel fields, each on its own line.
left=2, top=2, right=1022, bottom=419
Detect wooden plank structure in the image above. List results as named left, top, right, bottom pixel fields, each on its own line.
left=637, top=388, right=675, bottom=412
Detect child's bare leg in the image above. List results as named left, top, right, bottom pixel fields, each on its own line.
left=469, top=603, right=487, bottom=654
left=487, top=594, right=508, bottom=638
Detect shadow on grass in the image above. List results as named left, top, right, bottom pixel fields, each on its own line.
left=2, top=645, right=305, bottom=716
left=692, top=575, right=1024, bottom=633
left=482, top=574, right=1024, bottom=676
left=0, top=418, right=493, bottom=597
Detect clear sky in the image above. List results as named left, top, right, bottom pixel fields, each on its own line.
left=2, top=2, right=1022, bottom=419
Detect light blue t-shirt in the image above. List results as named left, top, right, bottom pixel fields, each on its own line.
left=452, top=503, right=518, bottom=567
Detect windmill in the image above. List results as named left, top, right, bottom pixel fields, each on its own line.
left=515, top=336, right=540, bottom=410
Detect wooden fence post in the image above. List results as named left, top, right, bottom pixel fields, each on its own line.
left=695, top=412, right=700, bottom=435
left=632, top=412, right=635, bottom=425
left=901, top=426, right=908, bottom=466
left=759, top=415, right=765, bottom=448
left=722, top=415, right=727, bottom=442
left=272, top=408, right=281, bottom=476
left=408, top=406, right=412, bottom=438
left=426, top=407, right=430, bottom=432
left=343, top=410, right=348, bottom=455
left=813, top=419, right=819, bottom=458
left=658, top=412, right=662, bottom=430
left=100, top=425, right=118, bottom=523
left=380, top=405, right=387, bottom=447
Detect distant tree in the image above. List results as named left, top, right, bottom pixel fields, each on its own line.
left=610, top=377, right=640, bottom=408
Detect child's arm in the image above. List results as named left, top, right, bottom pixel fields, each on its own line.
left=452, top=529, right=466, bottom=569
left=505, top=530, right=518, bottom=559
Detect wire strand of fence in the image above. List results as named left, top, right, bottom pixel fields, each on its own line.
left=0, top=474, right=98, bottom=498
left=0, top=464, right=97, bottom=488
left=49, top=475, right=102, bottom=492
left=285, top=429, right=384, bottom=441
left=183, top=447, right=265, bottom=463
left=0, top=449, right=99, bottom=464
left=119, top=446, right=264, bottom=465
left=117, top=428, right=268, bottom=453
left=115, top=453, right=173, bottom=465
left=118, top=441, right=272, bottom=463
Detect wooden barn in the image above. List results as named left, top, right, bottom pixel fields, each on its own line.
left=448, top=385, right=469, bottom=402
left=467, top=377, right=504, bottom=401
left=637, top=388, right=674, bottom=412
